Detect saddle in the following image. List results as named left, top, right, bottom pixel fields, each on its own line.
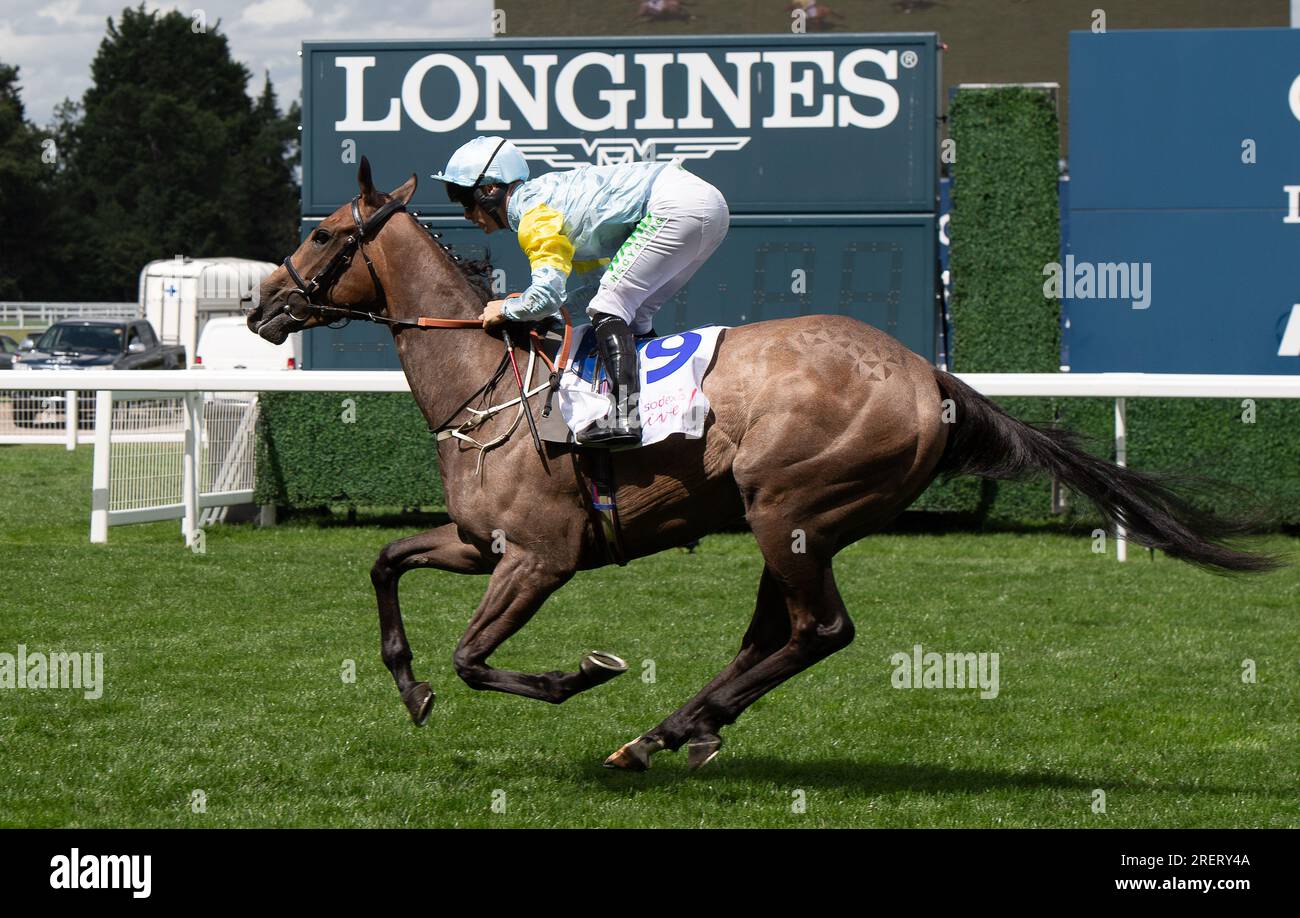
left=521, top=315, right=628, bottom=566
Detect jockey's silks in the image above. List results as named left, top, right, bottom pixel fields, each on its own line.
left=503, top=161, right=671, bottom=321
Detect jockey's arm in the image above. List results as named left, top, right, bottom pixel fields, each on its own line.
left=505, top=203, right=575, bottom=321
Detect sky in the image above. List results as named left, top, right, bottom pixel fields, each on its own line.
left=1, top=0, right=492, bottom=125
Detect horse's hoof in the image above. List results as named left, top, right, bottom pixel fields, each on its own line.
left=580, top=651, right=628, bottom=687
left=687, top=734, right=723, bottom=770
left=402, top=682, right=435, bottom=727
left=603, top=736, right=663, bottom=771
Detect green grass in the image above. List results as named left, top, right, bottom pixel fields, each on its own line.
left=0, top=444, right=1296, bottom=827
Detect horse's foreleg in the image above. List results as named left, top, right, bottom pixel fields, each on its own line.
left=372, top=523, right=490, bottom=725
left=452, top=549, right=627, bottom=703
left=604, top=566, right=790, bottom=771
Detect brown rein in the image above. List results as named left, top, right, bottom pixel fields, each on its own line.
left=279, top=194, right=575, bottom=446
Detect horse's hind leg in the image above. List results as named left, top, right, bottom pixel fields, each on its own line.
left=604, top=566, right=790, bottom=770
left=609, top=513, right=855, bottom=770
left=371, top=523, right=490, bottom=725
left=681, top=552, right=855, bottom=767
left=451, top=545, right=629, bottom=703
left=676, top=530, right=857, bottom=764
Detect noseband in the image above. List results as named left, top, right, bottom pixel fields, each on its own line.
left=280, top=194, right=411, bottom=326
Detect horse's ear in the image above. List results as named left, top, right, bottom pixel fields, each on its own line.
left=390, top=173, right=418, bottom=207
left=357, top=156, right=376, bottom=200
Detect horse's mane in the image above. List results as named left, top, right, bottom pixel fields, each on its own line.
left=422, top=223, right=494, bottom=304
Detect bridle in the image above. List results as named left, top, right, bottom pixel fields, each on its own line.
left=279, top=193, right=479, bottom=330
left=269, top=181, right=575, bottom=461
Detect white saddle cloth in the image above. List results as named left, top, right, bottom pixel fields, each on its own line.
left=556, top=325, right=727, bottom=447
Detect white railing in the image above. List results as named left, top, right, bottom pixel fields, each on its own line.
left=10, top=369, right=1297, bottom=398
left=75, top=390, right=259, bottom=540
left=4, top=370, right=1299, bottom=555
left=0, top=302, right=139, bottom=326
left=0, top=387, right=94, bottom=447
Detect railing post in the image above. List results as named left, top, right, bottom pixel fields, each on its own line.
left=64, top=390, right=77, bottom=450
left=182, top=391, right=202, bottom=545
left=90, top=390, right=112, bottom=543
left=1114, top=396, right=1127, bottom=562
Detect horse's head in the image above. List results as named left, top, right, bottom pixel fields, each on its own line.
left=248, top=156, right=417, bottom=344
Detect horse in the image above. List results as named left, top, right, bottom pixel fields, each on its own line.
left=247, top=159, right=1278, bottom=771
left=637, top=0, right=692, bottom=22
left=789, top=0, right=844, bottom=31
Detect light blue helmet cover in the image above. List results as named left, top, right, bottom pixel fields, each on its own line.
left=431, top=136, right=530, bottom=187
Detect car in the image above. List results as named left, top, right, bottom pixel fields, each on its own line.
left=14, top=319, right=186, bottom=372
left=0, top=335, right=17, bottom=370
left=11, top=319, right=185, bottom=427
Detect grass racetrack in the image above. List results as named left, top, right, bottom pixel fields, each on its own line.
left=0, top=444, right=1296, bottom=827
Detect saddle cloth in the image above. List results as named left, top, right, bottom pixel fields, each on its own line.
left=536, top=324, right=727, bottom=447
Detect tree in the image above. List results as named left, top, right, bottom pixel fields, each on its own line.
left=229, top=75, right=301, bottom=264
left=0, top=63, right=61, bottom=299
left=49, top=4, right=300, bottom=300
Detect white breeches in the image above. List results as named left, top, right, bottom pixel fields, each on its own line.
left=585, top=163, right=730, bottom=334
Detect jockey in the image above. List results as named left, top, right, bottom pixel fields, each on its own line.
left=432, top=135, right=730, bottom=447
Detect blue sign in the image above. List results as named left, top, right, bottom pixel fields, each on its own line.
left=299, top=34, right=941, bottom=368
left=1067, top=28, right=1300, bottom=374
left=301, top=34, right=938, bottom=216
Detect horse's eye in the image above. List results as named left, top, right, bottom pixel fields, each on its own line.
left=313, top=230, right=330, bottom=244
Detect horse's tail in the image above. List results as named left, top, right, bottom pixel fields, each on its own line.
left=931, top=369, right=1281, bottom=574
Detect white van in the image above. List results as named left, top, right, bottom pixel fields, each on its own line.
left=195, top=316, right=302, bottom=370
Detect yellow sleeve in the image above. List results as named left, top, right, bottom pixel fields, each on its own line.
left=517, top=203, right=575, bottom=276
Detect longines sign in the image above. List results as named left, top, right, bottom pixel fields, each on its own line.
left=301, top=34, right=939, bottom=216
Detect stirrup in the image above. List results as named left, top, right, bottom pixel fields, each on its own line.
left=577, top=427, right=641, bottom=447
left=576, top=404, right=641, bottom=447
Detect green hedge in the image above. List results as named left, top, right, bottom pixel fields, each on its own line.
left=254, top=392, right=443, bottom=509
left=913, top=86, right=1063, bottom=518
left=977, top=396, right=1300, bottom=527
left=948, top=87, right=1062, bottom=374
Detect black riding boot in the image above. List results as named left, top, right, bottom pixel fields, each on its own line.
left=577, top=313, right=642, bottom=448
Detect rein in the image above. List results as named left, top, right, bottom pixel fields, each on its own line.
left=275, top=195, right=575, bottom=467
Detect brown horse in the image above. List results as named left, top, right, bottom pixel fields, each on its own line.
left=789, top=0, right=845, bottom=31
left=637, top=0, right=692, bottom=23
left=248, top=161, right=1276, bottom=771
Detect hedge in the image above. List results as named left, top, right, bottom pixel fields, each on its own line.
left=912, top=86, right=1063, bottom=519
left=254, top=392, right=443, bottom=509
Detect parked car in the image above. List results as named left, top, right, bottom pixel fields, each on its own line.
left=14, top=319, right=185, bottom=371
left=0, top=335, right=17, bottom=370
left=194, top=315, right=302, bottom=371
left=11, top=319, right=184, bottom=427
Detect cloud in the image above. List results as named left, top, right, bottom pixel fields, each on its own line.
left=239, top=0, right=311, bottom=28
left=35, top=0, right=102, bottom=29
left=0, top=0, right=492, bottom=125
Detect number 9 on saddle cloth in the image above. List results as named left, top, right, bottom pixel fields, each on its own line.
left=532, top=321, right=728, bottom=449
